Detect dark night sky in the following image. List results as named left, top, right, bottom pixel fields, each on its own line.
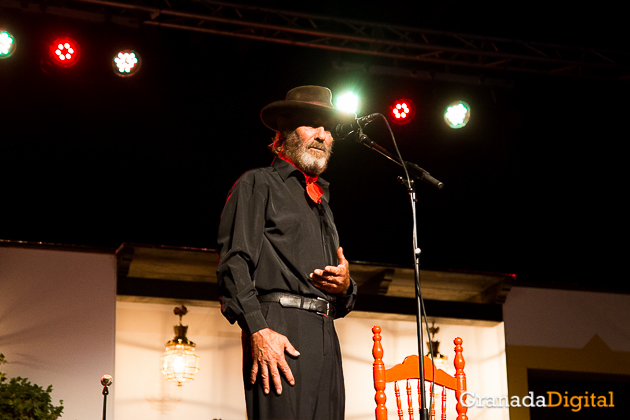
left=1, top=2, right=628, bottom=293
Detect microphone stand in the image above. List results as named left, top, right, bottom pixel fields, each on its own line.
left=102, top=384, right=109, bottom=420
left=101, top=375, right=112, bottom=420
left=354, top=124, right=443, bottom=420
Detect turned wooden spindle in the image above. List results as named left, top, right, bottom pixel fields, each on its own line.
left=406, top=380, right=414, bottom=420
left=441, top=386, right=447, bottom=420
left=454, top=337, right=468, bottom=420
left=373, top=326, right=387, bottom=420
left=395, top=382, right=403, bottom=420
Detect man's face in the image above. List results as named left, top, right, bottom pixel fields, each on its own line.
left=282, top=113, right=335, bottom=176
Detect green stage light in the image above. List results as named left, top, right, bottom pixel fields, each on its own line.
left=336, top=92, right=359, bottom=114
left=0, top=31, right=16, bottom=59
left=444, top=101, right=471, bottom=129
left=112, top=50, right=141, bottom=77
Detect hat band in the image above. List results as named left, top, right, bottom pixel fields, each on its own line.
left=293, top=100, right=333, bottom=108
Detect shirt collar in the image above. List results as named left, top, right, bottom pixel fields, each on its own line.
left=271, top=156, right=330, bottom=188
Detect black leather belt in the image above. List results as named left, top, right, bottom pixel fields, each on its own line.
left=258, top=292, right=334, bottom=317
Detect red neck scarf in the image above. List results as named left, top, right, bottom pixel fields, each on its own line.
left=278, top=155, right=323, bottom=204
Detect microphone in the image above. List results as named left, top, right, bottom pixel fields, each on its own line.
left=100, top=374, right=113, bottom=387
left=335, top=113, right=380, bottom=140
left=101, top=374, right=113, bottom=419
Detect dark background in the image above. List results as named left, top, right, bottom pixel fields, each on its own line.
left=1, top=2, right=628, bottom=292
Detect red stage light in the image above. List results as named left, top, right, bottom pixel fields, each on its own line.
left=388, top=98, right=416, bottom=125
left=49, top=37, right=80, bottom=68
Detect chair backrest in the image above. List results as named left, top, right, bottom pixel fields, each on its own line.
left=372, top=325, right=468, bottom=420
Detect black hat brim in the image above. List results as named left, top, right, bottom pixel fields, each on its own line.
left=260, top=100, right=356, bottom=131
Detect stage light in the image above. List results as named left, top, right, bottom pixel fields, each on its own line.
left=0, top=30, right=16, bottom=59
left=444, top=101, right=470, bottom=129
left=336, top=92, right=359, bottom=114
left=49, top=37, right=80, bottom=68
left=112, top=50, right=141, bottom=77
left=388, top=98, right=416, bottom=125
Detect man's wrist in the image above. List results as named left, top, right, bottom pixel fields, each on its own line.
left=342, top=277, right=353, bottom=295
left=241, top=312, right=269, bottom=336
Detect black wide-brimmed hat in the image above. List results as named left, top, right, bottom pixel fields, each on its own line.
left=260, top=85, right=356, bottom=131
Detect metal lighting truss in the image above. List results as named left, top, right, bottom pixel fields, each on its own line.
left=5, top=0, right=630, bottom=81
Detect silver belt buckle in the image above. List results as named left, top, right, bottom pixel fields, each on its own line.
left=316, top=297, right=330, bottom=317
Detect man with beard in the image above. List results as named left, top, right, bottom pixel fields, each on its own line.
left=216, top=85, right=358, bottom=420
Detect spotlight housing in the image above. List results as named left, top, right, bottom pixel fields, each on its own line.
left=388, top=98, right=416, bottom=125
left=444, top=101, right=471, bottom=129
left=0, top=30, right=16, bottom=59
left=112, top=50, right=141, bottom=77
left=49, top=37, right=81, bottom=68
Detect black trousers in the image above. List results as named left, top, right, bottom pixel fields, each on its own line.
left=242, top=302, right=345, bottom=420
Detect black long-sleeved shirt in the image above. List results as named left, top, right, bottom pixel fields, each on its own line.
left=216, top=157, right=357, bottom=335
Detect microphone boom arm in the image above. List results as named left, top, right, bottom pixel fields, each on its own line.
left=355, top=132, right=444, bottom=190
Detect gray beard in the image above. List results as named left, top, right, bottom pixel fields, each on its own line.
left=283, top=131, right=332, bottom=176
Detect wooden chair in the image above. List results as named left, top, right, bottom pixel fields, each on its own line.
left=372, top=325, right=468, bottom=420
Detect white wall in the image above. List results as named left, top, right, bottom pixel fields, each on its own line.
left=0, top=246, right=116, bottom=420
left=115, top=302, right=509, bottom=420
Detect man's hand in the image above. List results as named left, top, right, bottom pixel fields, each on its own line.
left=310, top=247, right=350, bottom=294
left=250, top=328, right=300, bottom=395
